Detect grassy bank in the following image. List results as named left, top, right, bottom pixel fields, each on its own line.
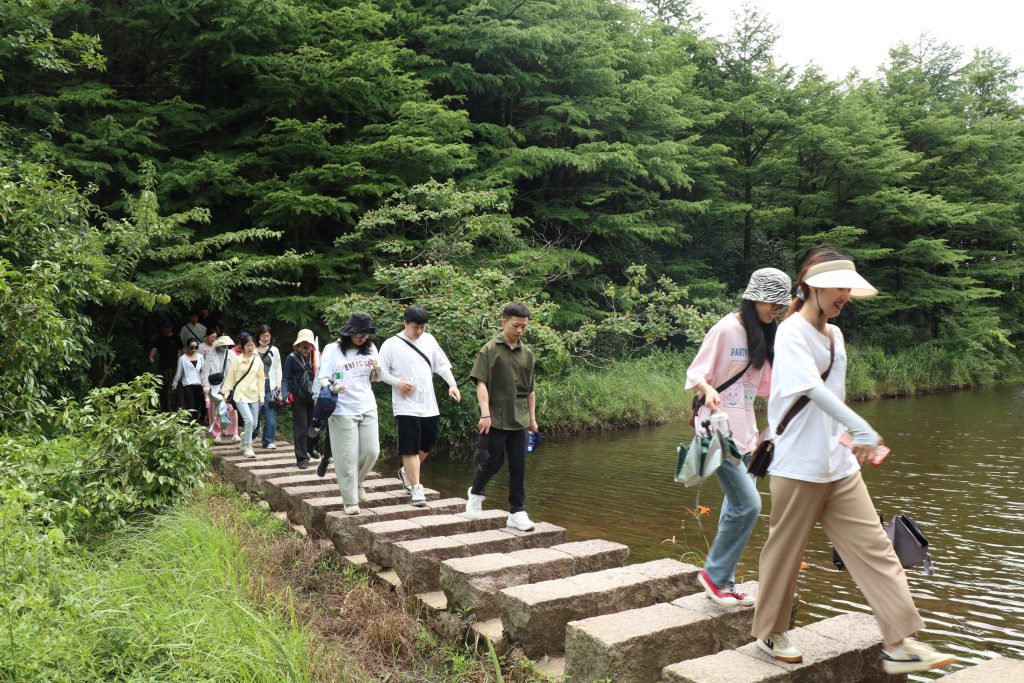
left=535, top=344, right=1023, bottom=434
left=6, top=478, right=546, bottom=682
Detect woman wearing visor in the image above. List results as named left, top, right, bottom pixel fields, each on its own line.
left=752, top=248, right=955, bottom=676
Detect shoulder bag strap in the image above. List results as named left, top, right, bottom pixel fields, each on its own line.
left=713, top=362, right=750, bottom=395
left=395, top=335, right=432, bottom=369
left=776, top=330, right=835, bottom=436
left=235, top=353, right=258, bottom=385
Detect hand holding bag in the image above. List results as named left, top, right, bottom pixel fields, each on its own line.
left=748, top=331, right=835, bottom=477
left=688, top=363, right=749, bottom=428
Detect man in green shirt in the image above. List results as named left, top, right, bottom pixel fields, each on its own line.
left=465, top=302, right=539, bottom=531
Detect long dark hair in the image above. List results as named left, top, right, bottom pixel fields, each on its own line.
left=738, top=300, right=777, bottom=369
left=338, top=335, right=374, bottom=356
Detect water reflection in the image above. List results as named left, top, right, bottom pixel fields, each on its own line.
left=406, top=384, right=1024, bottom=678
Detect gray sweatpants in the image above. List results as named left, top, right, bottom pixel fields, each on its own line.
left=328, top=411, right=380, bottom=505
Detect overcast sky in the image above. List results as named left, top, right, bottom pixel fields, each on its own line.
left=690, top=0, right=1022, bottom=81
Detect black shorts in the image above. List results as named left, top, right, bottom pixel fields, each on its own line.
left=396, top=415, right=440, bottom=456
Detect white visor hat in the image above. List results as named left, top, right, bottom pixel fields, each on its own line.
left=802, top=260, right=877, bottom=297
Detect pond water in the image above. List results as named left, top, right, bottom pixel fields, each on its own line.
left=396, top=383, right=1024, bottom=678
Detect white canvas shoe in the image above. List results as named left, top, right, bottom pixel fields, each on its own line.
left=757, top=632, right=802, bottom=663
left=882, top=638, right=956, bottom=674
left=243, top=446, right=256, bottom=458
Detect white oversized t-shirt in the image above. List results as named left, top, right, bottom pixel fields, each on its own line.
left=316, top=342, right=379, bottom=416
left=767, top=315, right=858, bottom=483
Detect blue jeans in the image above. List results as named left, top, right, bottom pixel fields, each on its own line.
left=259, top=378, right=277, bottom=447
left=704, top=453, right=761, bottom=589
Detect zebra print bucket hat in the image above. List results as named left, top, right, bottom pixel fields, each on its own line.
left=742, top=268, right=793, bottom=306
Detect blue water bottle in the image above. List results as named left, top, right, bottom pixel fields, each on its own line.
left=527, top=431, right=544, bottom=452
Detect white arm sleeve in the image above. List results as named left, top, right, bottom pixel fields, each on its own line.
left=806, top=385, right=878, bottom=446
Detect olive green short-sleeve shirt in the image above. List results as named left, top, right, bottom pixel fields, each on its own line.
left=470, top=336, right=535, bottom=430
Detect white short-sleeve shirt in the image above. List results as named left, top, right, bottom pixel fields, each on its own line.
left=767, top=315, right=858, bottom=483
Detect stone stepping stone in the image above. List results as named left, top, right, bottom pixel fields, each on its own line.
left=296, top=489, right=440, bottom=536
left=499, top=558, right=700, bottom=659
left=564, top=581, right=761, bottom=683
left=221, top=459, right=336, bottom=490
left=326, top=498, right=467, bottom=555
left=393, top=523, right=569, bottom=596
left=250, top=467, right=381, bottom=497
left=661, top=611, right=898, bottom=683
left=360, top=510, right=510, bottom=568
left=284, top=479, right=407, bottom=528
left=943, top=657, right=1024, bottom=681
left=440, top=539, right=629, bottom=620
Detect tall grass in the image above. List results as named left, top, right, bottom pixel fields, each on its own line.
left=23, top=507, right=311, bottom=682
left=538, top=350, right=696, bottom=433
left=537, top=343, right=1022, bottom=434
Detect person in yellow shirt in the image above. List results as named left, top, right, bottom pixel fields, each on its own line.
left=222, top=332, right=265, bottom=458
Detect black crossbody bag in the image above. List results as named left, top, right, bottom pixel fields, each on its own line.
left=688, top=362, right=750, bottom=428
left=748, top=331, right=834, bottom=477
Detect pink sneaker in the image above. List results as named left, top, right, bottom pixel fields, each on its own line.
left=728, top=588, right=755, bottom=606
left=697, top=569, right=738, bottom=607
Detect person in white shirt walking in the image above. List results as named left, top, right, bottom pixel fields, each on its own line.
left=171, top=338, right=205, bottom=423
left=378, top=306, right=462, bottom=506
left=315, top=312, right=381, bottom=515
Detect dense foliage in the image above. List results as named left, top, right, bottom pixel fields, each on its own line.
left=2, top=0, right=1023, bottom=421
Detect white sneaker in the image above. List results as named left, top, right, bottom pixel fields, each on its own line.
left=264, top=442, right=277, bottom=450
left=358, top=487, right=368, bottom=503
left=397, top=466, right=411, bottom=492
left=410, top=484, right=427, bottom=507
left=757, top=632, right=802, bottom=663
left=243, top=446, right=256, bottom=458
left=344, top=505, right=360, bottom=515
left=231, top=434, right=242, bottom=444
left=213, top=435, right=223, bottom=444
left=882, top=638, right=956, bottom=674
left=465, top=488, right=484, bottom=520
left=506, top=511, right=535, bottom=532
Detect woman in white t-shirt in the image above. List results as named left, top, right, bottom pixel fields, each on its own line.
left=315, top=312, right=380, bottom=515
left=685, top=268, right=792, bottom=608
left=751, top=248, right=955, bottom=676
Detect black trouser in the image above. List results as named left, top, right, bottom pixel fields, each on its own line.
left=291, top=399, right=315, bottom=464
left=158, top=367, right=176, bottom=411
left=471, top=428, right=528, bottom=513
left=181, top=384, right=205, bottom=423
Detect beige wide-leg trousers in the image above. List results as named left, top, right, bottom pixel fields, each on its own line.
left=752, top=470, right=925, bottom=645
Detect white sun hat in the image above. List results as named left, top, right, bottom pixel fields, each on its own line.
left=803, top=260, right=877, bottom=297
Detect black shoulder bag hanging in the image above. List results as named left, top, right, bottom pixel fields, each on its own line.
left=292, top=351, right=315, bottom=403
left=688, top=362, right=750, bottom=428
left=208, top=349, right=228, bottom=386
left=748, top=331, right=834, bottom=477
left=395, top=335, right=432, bottom=369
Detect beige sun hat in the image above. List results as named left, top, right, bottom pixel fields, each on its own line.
left=293, top=329, right=316, bottom=347
left=803, top=260, right=877, bottom=297
left=213, top=335, right=234, bottom=348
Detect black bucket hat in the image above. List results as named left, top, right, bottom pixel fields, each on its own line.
left=339, top=311, right=376, bottom=336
